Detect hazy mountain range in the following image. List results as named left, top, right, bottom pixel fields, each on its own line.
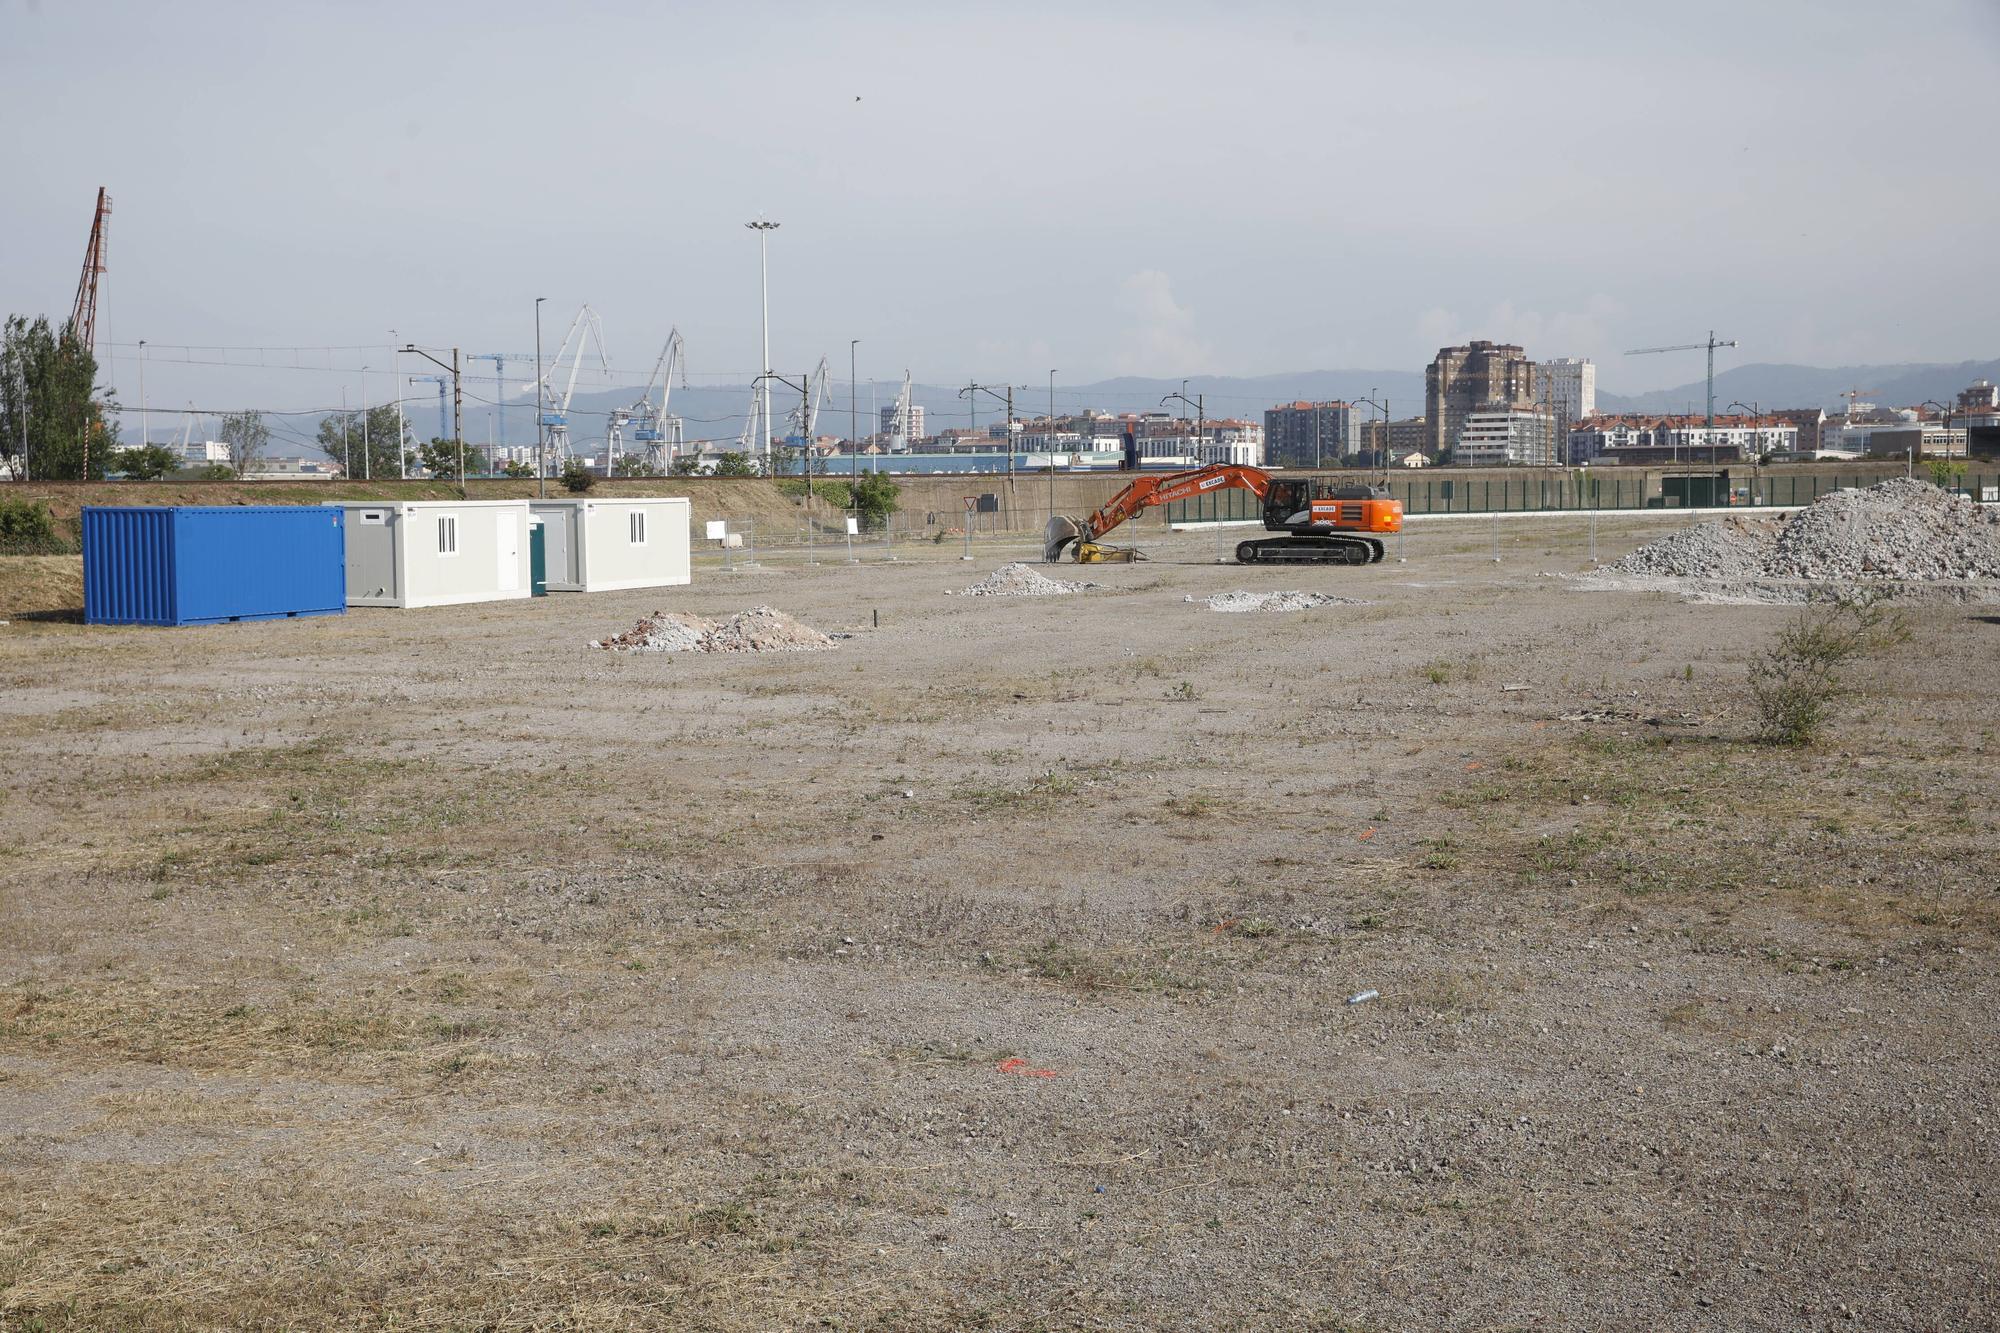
left=436, top=360, right=1998, bottom=452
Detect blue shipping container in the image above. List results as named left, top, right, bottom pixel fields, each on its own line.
left=83, top=506, right=347, bottom=626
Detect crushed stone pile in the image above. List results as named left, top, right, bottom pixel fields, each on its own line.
left=1192, top=590, right=1365, bottom=613
left=1602, top=517, right=1775, bottom=578
left=1606, top=480, right=2000, bottom=582
left=1763, top=477, right=2000, bottom=581
left=593, top=606, right=836, bottom=653
left=952, top=563, right=1099, bottom=597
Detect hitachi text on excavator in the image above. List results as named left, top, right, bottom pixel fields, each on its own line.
left=1042, top=464, right=1403, bottom=565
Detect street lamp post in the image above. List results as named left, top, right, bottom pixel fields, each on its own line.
left=360, top=366, right=371, bottom=482
left=1048, top=369, right=1058, bottom=514
left=1728, top=400, right=1760, bottom=503
left=534, top=297, right=546, bottom=496
left=746, top=219, right=780, bottom=471
left=1920, top=394, right=1952, bottom=478
left=1161, top=389, right=1204, bottom=468
left=851, top=340, right=860, bottom=484
left=138, top=340, right=147, bottom=450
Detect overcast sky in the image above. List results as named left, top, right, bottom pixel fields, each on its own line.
left=4, top=0, right=1997, bottom=427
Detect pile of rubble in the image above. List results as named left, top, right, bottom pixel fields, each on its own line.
left=1602, top=516, right=1775, bottom=579
left=1604, top=480, right=2000, bottom=586
left=1194, top=590, right=1365, bottom=613
left=593, top=606, right=836, bottom=653
left=1764, top=478, right=2000, bottom=580
left=952, top=563, right=1099, bottom=597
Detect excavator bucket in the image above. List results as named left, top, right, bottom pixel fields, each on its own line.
left=1042, top=514, right=1085, bottom=563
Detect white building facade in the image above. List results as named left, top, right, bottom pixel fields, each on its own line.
left=1537, top=358, right=1596, bottom=442
left=1456, top=409, right=1557, bottom=466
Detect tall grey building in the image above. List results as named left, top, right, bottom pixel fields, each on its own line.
left=1426, top=341, right=1538, bottom=459
left=1262, top=401, right=1356, bottom=468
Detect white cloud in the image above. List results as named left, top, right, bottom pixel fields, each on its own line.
left=1414, top=295, right=1626, bottom=361
left=1112, top=271, right=1210, bottom=376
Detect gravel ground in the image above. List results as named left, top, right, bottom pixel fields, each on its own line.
left=1, top=517, right=1995, bottom=1331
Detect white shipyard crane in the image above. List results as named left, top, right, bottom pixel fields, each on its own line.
left=887, top=371, right=914, bottom=451
left=537, top=304, right=610, bottom=470
left=629, top=328, right=687, bottom=471
left=788, top=354, right=832, bottom=444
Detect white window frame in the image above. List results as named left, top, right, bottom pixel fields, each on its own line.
left=437, top=513, right=459, bottom=557
left=629, top=510, right=648, bottom=546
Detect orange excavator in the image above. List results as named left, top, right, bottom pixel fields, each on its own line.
left=1043, top=464, right=1403, bottom=565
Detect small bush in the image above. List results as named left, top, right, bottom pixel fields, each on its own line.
left=0, top=497, right=71, bottom=553
left=1748, top=596, right=1910, bottom=746
left=558, top=457, right=595, bottom=493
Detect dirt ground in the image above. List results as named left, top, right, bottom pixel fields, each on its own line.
left=1, top=518, right=1995, bottom=1332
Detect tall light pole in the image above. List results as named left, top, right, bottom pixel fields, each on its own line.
left=534, top=297, right=546, bottom=497
left=1048, top=369, right=1058, bottom=513
left=1920, top=396, right=1952, bottom=474
left=747, top=219, right=780, bottom=470
left=850, top=340, right=860, bottom=483
left=390, top=329, right=406, bottom=478
left=360, top=365, right=371, bottom=482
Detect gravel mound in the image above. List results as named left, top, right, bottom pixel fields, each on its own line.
left=1763, top=477, right=2000, bottom=580
left=593, top=606, right=835, bottom=653
left=1194, top=590, right=1365, bottom=613
left=1606, top=480, right=2000, bottom=583
left=954, top=563, right=1099, bottom=596
left=1603, top=517, right=1775, bottom=578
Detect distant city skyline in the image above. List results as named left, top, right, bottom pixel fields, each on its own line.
left=4, top=0, right=1997, bottom=423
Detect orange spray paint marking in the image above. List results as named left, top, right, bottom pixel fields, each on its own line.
left=1357, top=828, right=1376, bottom=842
left=996, top=1057, right=1059, bottom=1078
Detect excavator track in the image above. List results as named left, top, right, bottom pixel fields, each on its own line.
left=1234, top=535, right=1384, bottom=565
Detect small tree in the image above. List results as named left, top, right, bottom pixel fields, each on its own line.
left=217, top=409, right=271, bottom=478
left=501, top=459, right=534, bottom=479
left=315, top=404, right=405, bottom=480
left=415, top=436, right=486, bottom=482
left=712, top=451, right=756, bottom=478
left=669, top=455, right=704, bottom=476
left=851, top=472, right=900, bottom=532
left=558, top=456, right=595, bottom=493
left=1926, top=459, right=1967, bottom=493
left=617, top=452, right=663, bottom=478
left=110, top=444, right=178, bottom=479
left=1748, top=596, right=1911, bottom=746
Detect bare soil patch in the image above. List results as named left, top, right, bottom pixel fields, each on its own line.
left=1, top=520, right=1995, bottom=1331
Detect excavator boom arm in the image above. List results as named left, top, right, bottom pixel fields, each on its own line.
left=1077, top=464, right=1272, bottom=543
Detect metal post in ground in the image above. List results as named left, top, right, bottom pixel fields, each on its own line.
left=747, top=521, right=759, bottom=567
left=845, top=510, right=857, bottom=564
left=723, top=525, right=735, bottom=574
left=1589, top=508, right=1599, bottom=564
left=1490, top=511, right=1500, bottom=563
left=1396, top=521, right=1406, bottom=564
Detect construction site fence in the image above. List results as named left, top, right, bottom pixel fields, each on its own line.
left=1162, top=471, right=2000, bottom=525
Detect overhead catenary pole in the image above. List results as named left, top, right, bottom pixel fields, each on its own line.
left=341, top=386, right=349, bottom=477
left=138, top=339, right=147, bottom=449
left=850, top=339, right=859, bottom=483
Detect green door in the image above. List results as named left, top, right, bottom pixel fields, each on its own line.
left=529, top=520, right=548, bottom=597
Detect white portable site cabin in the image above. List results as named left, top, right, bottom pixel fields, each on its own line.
left=325, top=500, right=532, bottom=608
left=528, top=497, right=692, bottom=593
